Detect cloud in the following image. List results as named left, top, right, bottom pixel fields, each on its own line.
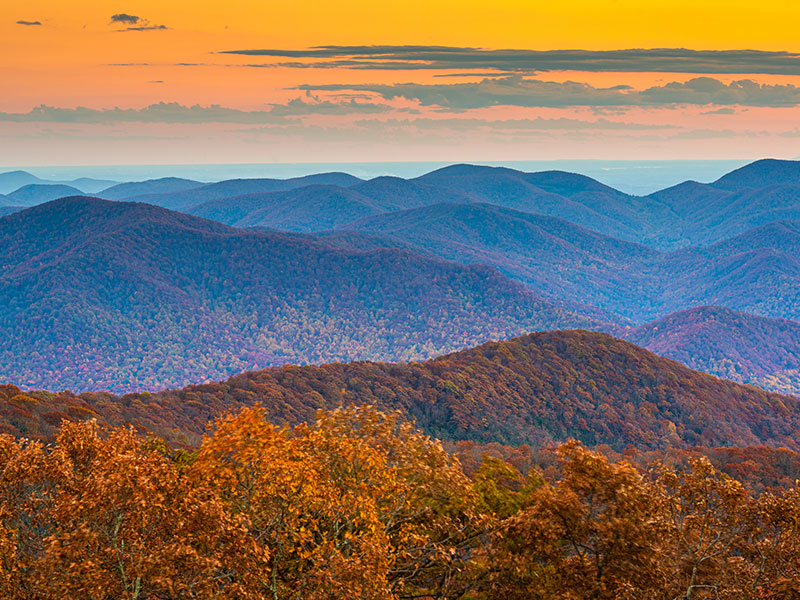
left=16, top=20, right=42, bottom=26
left=110, top=13, right=140, bottom=24
left=299, top=76, right=800, bottom=109
left=701, top=107, right=737, bottom=115
left=0, top=99, right=399, bottom=124
left=361, top=117, right=676, bottom=132
left=267, top=95, right=394, bottom=116
left=110, top=13, right=168, bottom=31
left=220, top=46, right=800, bottom=76
left=299, top=77, right=632, bottom=110
left=123, top=25, right=168, bottom=31
left=639, top=77, right=800, bottom=107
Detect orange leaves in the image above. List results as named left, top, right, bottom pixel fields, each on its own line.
left=0, top=421, right=266, bottom=600
left=6, top=407, right=800, bottom=599
left=193, top=404, right=484, bottom=599
left=484, top=442, right=800, bottom=600
left=491, top=442, right=670, bottom=599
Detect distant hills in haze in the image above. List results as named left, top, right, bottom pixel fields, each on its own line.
left=117, top=172, right=363, bottom=210
left=96, top=177, right=203, bottom=200
left=0, top=170, right=116, bottom=195
left=7, top=184, right=84, bottom=205
left=84, top=158, right=800, bottom=251
left=1, top=158, right=800, bottom=395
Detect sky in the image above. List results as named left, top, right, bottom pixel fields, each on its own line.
left=3, top=1, right=800, bottom=165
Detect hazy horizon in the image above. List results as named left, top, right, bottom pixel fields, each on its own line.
left=1, top=158, right=761, bottom=195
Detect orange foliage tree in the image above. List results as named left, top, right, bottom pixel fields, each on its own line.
left=1, top=406, right=800, bottom=599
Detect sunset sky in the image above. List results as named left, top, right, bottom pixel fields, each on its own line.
left=3, top=0, right=800, bottom=165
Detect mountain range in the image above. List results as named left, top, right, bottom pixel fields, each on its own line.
left=118, top=172, right=363, bottom=210
left=1, top=159, right=799, bottom=395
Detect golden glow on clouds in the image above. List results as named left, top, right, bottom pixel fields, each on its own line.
left=2, top=1, right=800, bottom=162
left=5, top=0, right=800, bottom=107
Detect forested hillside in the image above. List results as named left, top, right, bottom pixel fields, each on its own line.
left=0, top=197, right=591, bottom=392
left=2, top=330, right=797, bottom=452
left=344, top=203, right=800, bottom=322
left=625, top=306, right=800, bottom=395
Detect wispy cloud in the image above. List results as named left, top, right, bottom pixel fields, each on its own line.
left=220, top=46, right=800, bottom=76
left=16, top=20, right=42, bottom=26
left=299, top=76, right=800, bottom=109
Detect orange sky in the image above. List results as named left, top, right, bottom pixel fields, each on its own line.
left=3, top=1, right=800, bottom=163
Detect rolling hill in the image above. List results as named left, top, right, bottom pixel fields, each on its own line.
left=414, top=164, right=679, bottom=246
left=625, top=306, right=800, bottom=395
left=8, top=184, right=84, bottom=205
left=0, top=196, right=594, bottom=393
left=187, top=185, right=387, bottom=231
left=0, top=170, right=42, bottom=194
left=343, top=202, right=659, bottom=317
left=97, top=177, right=203, bottom=200
left=646, top=159, right=800, bottom=247
left=340, top=202, right=800, bottom=323
left=712, top=158, right=800, bottom=190
left=664, top=221, right=800, bottom=320
left=350, top=175, right=479, bottom=210
left=3, top=331, right=798, bottom=453
left=126, top=172, right=363, bottom=210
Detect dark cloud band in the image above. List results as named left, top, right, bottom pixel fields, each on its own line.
left=221, top=46, right=800, bottom=76
left=16, top=20, right=42, bottom=26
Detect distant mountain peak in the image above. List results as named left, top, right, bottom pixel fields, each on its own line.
left=713, top=158, right=800, bottom=190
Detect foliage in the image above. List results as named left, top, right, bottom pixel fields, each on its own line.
left=2, top=330, right=799, bottom=452
left=2, top=408, right=800, bottom=598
